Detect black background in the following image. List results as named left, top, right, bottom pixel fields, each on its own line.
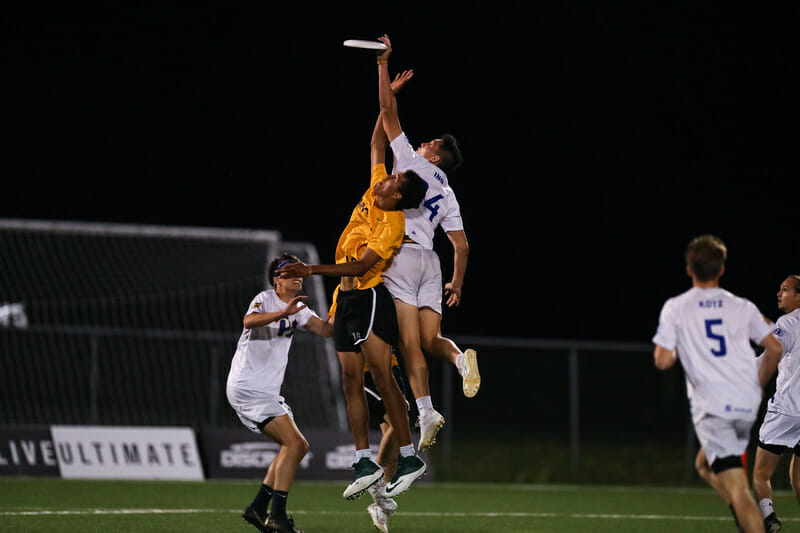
left=5, top=4, right=798, bottom=343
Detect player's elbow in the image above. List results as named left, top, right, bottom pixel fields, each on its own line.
left=653, top=347, right=676, bottom=370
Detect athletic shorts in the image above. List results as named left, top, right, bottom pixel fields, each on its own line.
left=758, top=410, right=800, bottom=454
left=694, top=414, right=753, bottom=470
left=226, top=385, right=292, bottom=434
left=382, top=243, right=443, bottom=314
left=334, top=283, right=399, bottom=352
left=364, top=365, right=411, bottom=430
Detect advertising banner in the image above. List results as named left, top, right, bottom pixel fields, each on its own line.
left=0, top=426, right=59, bottom=476
left=50, top=425, right=204, bottom=480
left=201, top=427, right=431, bottom=480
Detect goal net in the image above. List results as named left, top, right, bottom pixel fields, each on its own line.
left=0, top=219, right=346, bottom=431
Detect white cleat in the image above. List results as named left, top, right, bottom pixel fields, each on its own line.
left=461, top=349, right=480, bottom=398
left=418, top=408, right=445, bottom=451
left=367, top=503, right=389, bottom=533
left=368, top=481, right=397, bottom=514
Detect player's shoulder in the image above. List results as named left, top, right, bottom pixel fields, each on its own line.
left=777, top=309, right=800, bottom=329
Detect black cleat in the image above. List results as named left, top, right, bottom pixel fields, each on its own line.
left=242, top=505, right=270, bottom=532
left=764, top=512, right=782, bottom=533
left=266, top=514, right=303, bottom=533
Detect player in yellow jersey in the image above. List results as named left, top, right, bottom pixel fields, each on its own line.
left=278, top=104, right=427, bottom=501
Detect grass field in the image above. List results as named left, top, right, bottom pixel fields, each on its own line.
left=1, top=478, right=798, bottom=532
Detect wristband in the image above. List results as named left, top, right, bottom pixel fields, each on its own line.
left=377, top=60, right=388, bottom=65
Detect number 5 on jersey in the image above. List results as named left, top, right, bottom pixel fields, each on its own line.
left=704, top=318, right=727, bottom=357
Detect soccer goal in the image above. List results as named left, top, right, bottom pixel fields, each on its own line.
left=0, top=219, right=347, bottom=431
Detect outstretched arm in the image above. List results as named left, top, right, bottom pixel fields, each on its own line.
left=242, top=296, right=308, bottom=329
left=371, top=69, right=414, bottom=169
left=444, top=230, right=469, bottom=307
left=276, top=248, right=382, bottom=279
left=377, top=35, right=403, bottom=142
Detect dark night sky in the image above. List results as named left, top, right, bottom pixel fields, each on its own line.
left=4, top=4, right=798, bottom=343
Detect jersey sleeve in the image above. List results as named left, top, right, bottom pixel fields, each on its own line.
left=652, top=299, right=678, bottom=351
left=371, top=164, right=388, bottom=187
left=367, top=211, right=405, bottom=259
left=389, top=133, right=417, bottom=171
left=773, top=314, right=796, bottom=353
left=328, top=284, right=340, bottom=319
left=245, top=292, right=267, bottom=316
left=746, top=300, right=774, bottom=344
left=438, top=194, right=464, bottom=233
left=295, top=304, right=319, bottom=330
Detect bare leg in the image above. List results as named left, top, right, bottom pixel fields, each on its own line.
left=695, top=448, right=732, bottom=504
left=394, top=300, right=430, bottom=400
left=338, top=350, right=370, bottom=451
left=418, top=308, right=459, bottom=365
left=260, top=414, right=309, bottom=492
left=361, top=332, right=413, bottom=447
left=717, top=467, right=766, bottom=533
left=790, top=454, right=800, bottom=504
left=752, top=447, right=782, bottom=504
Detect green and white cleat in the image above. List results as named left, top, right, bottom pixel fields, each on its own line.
left=343, top=457, right=384, bottom=501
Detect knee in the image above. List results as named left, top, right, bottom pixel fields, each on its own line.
left=340, top=369, right=363, bottom=395
left=287, top=434, right=309, bottom=458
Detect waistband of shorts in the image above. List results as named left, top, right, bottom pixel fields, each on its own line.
left=401, top=236, right=424, bottom=247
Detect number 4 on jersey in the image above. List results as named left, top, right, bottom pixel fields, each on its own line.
left=424, top=194, right=443, bottom=221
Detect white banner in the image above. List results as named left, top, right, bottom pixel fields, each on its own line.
left=50, top=426, right=204, bottom=480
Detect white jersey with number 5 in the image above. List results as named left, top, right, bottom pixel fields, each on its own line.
left=390, top=133, right=463, bottom=250
left=652, top=287, right=773, bottom=423
left=768, top=308, right=800, bottom=415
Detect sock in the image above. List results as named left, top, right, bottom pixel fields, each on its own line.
left=368, top=479, right=385, bottom=502
left=270, top=490, right=288, bottom=519
left=251, top=483, right=273, bottom=515
left=455, top=353, right=465, bottom=376
left=416, top=396, right=433, bottom=415
left=355, top=448, right=372, bottom=462
left=759, top=498, right=774, bottom=519
left=399, top=444, right=415, bottom=457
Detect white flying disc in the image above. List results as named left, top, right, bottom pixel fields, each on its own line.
left=343, top=39, right=388, bottom=50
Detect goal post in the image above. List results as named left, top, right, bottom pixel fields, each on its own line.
left=0, top=219, right=347, bottom=432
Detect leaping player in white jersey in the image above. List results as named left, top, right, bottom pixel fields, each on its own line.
left=752, top=274, right=800, bottom=533
left=653, top=235, right=782, bottom=533
left=375, top=34, right=480, bottom=451
left=228, top=253, right=334, bottom=533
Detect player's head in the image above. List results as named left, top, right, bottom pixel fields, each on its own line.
left=417, top=133, right=462, bottom=174
left=777, top=275, right=800, bottom=313
left=268, top=253, right=304, bottom=289
left=685, top=234, right=727, bottom=282
left=373, top=169, right=427, bottom=211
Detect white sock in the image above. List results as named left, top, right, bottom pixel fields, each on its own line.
left=355, top=448, right=372, bottom=462
left=368, top=479, right=385, bottom=500
left=759, top=498, right=774, bottom=518
left=399, top=444, right=415, bottom=457
left=416, top=396, right=433, bottom=415
left=455, top=352, right=465, bottom=376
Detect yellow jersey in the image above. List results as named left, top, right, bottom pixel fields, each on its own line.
left=334, top=164, right=405, bottom=290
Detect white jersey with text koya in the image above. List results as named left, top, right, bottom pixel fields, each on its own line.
left=652, top=287, right=773, bottom=423
left=390, top=133, right=463, bottom=249
left=767, top=308, right=800, bottom=416
left=226, top=290, right=317, bottom=396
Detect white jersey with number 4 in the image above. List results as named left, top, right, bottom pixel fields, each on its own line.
left=390, top=133, right=463, bottom=250
left=226, top=290, right=317, bottom=396
left=652, top=287, right=773, bottom=423
left=768, top=308, right=800, bottom=416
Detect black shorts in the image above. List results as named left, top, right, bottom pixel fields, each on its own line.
left=364, top=364, right=411, bottom=430
left=334, top=283, right=399, bottom=352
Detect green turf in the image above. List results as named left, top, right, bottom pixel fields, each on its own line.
left=1, top=478, right=798, bottom=532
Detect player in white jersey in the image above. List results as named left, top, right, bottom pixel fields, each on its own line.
left=375, top=35, right=480, bottom=451
left=228, top=253, right=334, bottom=533
left=752, top=275, right=800, bottom=533
left=653, top=235, right=782, bottom=533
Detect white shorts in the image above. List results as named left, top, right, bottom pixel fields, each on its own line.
left=226, top=385, right=292, bottom=434
left=759, top=410, right=800, bottom=449
left=382, top=243, right=442, bottom=314
left=694, top=414, right=753, bottom=466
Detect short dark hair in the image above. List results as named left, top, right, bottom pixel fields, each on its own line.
left=396, top=169, right=427, bottom=210
left=267, top=252, right=302, bottom=287
left=686, top=235, right=727, bottom=281
left=437, top=133, right=463, bottom=174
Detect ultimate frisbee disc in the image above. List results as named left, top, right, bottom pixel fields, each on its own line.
left=343, top=39, right=388, bottom=50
